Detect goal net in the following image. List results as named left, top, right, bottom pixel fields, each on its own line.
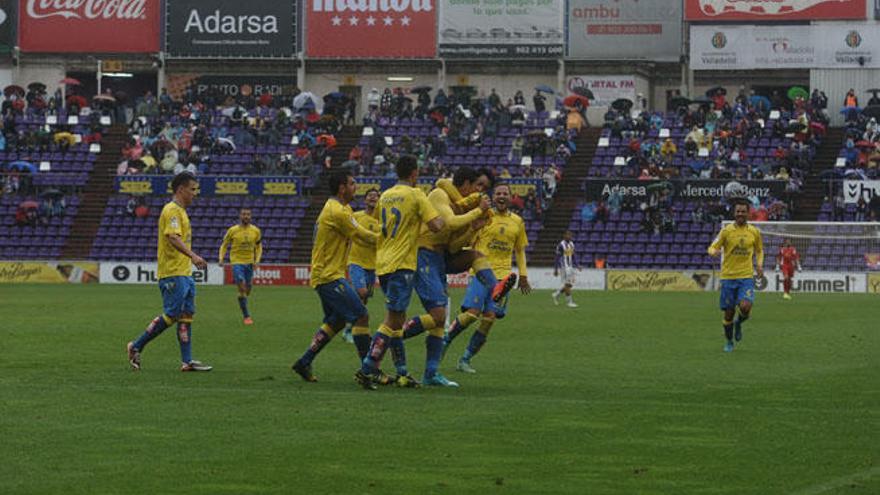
left=719, top=221, right=880, bottom=273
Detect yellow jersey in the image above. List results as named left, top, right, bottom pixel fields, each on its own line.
left=417, top=186, right=484, bottom=250
left=349, top=210, right=380, bottom=270
left=473, top=209, right=529, bottom=278
left=708, top=223, right=764, bottom=280
left=375, top=184, right=439, bottom=276
left=218, top=224, right=262, bottom=265
left=310, top=198, right=377, bottom=287
left=157, top=201, right=192, bottom=280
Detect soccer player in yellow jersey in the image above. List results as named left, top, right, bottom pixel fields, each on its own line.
left=218, top=208, right=262, bottom=325
left=355, top=156, right=444, bottom=390
left=708, top=200, right=764, bottom=353
left=291, top=171, right=379, bottom=382
left=126, top=172, right=212, bottom=372
left=444, top=183, right=531, bottom=373
left=343, top=188, right=380, bottom=346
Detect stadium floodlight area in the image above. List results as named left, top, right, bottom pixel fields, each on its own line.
left=720, top=221, right=880, bottom=273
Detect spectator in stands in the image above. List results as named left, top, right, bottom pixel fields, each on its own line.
left=523, top=188, right=542, bottom=220
left=514, top=90, right=525, bottom=106
left=580, top=201, right=596, bottom=222
left=844, top=89, right=859, bottom=108
left=855, top=197, right=868, bottom=222
left=595, top=200, right=609, bottom=223
left=533, top=90, right=546, bottom=113
left=832, top=192, right=846, bottom=221
left=509, top=134, right=524, bottom=163
left=542, top=164, right=558, bottom=199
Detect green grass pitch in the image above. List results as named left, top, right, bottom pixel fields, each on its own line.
left=0, top=284, right=877, bottom=494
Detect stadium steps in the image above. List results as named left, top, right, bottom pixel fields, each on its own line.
left=287, top=126, right=363, bottom=263
left=530, top=127, right=601, bottom=266
left=61, top=124, right=130, bottom=259
left=793, top=127, right=844, bottom=221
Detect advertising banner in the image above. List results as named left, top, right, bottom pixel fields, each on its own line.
left=165, top=74, right=299, bottom=101
left=755, top=271, right=866, bottom=293
left=0, top=261, right=99, bottom=283
left=306, top=0, right=436, bottom=58
left=584, top=179, right=787, bottom=201
left=843, top=180, right=880, bottom=204
left=525, top=267, right=606, bottom=290
left=607, top=270, right=716, bottom=291
left=116, top=176, right=303, bottom=196
left=19, top=0, right=161, bottom=53
left=566, top=0, right=681, bottom=61
left=166, top=0, right=296, bottom=58
left=690, top=24, right=880, bottom=70
left=438, top=0, right=563, bottom=58
left=684, top=0, right=866, bottom=21
left=101, top=262, right=224, bottom=285
left=223, top=264, right=311, bottom=286
left=565, top=75, right=636, bottom=108
left=0, top=0, right=14, bottom=55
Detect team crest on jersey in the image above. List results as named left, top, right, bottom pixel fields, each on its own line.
left=170, top=216, right=180, bottom=229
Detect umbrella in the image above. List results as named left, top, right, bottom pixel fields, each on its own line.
left=28, top=82, right=47, bottom=93
left=855, top=140, right=876, bottom=149
left=690, top=95, right=712, bottom=105
left=293, top=91, right=318, bottom=110
left=787, top=86, right=808, bottom=101
left=571, top=86, right=594, bottom=99
left=534, top=84, right=555, bottom=94
left=53, top=131, right=76, bottom=147
left=93, top=94, right=116, bottom=103
left=19, top=200, right=39, bottom=210
left=411, top=85, right=432, bottom=93
left=563, top=94, right=590, bottom=108
left=749, top=95, right=771, bottom=111
left=670, top=96, right=690, bottom=109
left=216, top=137, right=236, bottom=150
left=611, top=98, right=633, bottom=112
left=59, top=77, right=81, bottom=86
left=66, top=94, right=87, bottom=108
left=867, top=89, right=880, bottom=94
left=39, top=189, right=63, bottom=198
left=706, top=86, right=726, bottom=97
left=4, top=85, right=25, bottom=97
left=317, top=134, right=337, bottom=148
left=510, top=104, right=527, bottom=112
left=862, top=106, right=880, bottom=120
left=9, top=161, right=37, bottom=173
left=323, top=91, right=346, bottom=101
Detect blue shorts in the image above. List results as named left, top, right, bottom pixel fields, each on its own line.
left=159, top=276, right=196, bottom=318
left=414, top=248, right=448, bottom=311
left=348, top=263, right=376, bottom=292
left=232, top=264, right=254, bottom=285
left=461, top=276, right=508, bottom=319
left=379, top=270, right=415, bottom=313
left=315, top=278, right=367, bottom=326
left=720, top=278, right=755, bottom=310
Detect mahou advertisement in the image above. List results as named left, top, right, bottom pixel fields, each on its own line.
left=19, top=0, right=161, bottom=52
left=684, top=0, right=866, bottom=21
left=306, top=0, right=436, bottom=58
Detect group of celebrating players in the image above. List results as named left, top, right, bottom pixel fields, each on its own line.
left=124, top=160, right=803, bottom=379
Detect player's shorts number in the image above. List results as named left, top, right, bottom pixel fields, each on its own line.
left=381, top=207, right=402, bottom=238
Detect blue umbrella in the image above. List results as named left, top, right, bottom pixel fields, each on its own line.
left=8, top=160, right=36, bottom=173
left=535, top=84, right=555, bottom=94
left=749, top=95, right=771, bottom=111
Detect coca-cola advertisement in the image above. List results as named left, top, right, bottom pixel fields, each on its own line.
left=684, top=0, right=866, bottom=21
left=19, top=0, right=161, bottom=52
left=166, top=0, right=296, bottom=58
left=306, top=0, right=436, bottom=58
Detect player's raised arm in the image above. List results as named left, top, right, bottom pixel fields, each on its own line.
left=414, top=188, right=444, bottom=232
left=428, top=187, right=487, bottom=231
left=340, top=211, right=378, bottom=245
left=435, top=177, right=483, bottom=212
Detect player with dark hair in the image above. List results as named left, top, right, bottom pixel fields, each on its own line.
left=708, top=200, right=764, bottom=352
left=343, top=187, right=380, bottom=348
left=776, top=238, right=801, bottom=300
left=444, top=182, right=531, bottom=373
left=291, top=171, right=379, bottom=382
left=355, top=155, right=444, bottom=390
left=218, top=208, right=262, bottom=325
left=126, top=171, right=212, bottom=372
left=552, top=230, right=579, bottom=307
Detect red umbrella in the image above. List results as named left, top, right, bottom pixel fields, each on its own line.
left=19, top=200, right=39, bottom=210
left=66, top=95, right=87, bottom=108
left=855, top=140, right=875, bottom=149
left=4, top=85, right=25, bottom=97
left=59, top=77, right=81, bottom=86
left=563, top=94, right=590, bottom=108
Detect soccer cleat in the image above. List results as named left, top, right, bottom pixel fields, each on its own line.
left=181, top=360, right=213, bottom=372
left=126, top=342, right=141, bottom=371
left=292, top=361, right=318, bottom=382
left=567, top=301, right=578, bottom=308
left=423, top=373, right=460, bottom=388
left=491, top=273, right=517, bottom=302
left=375, top=370, right=395, bottom=386
left=243, top=317, right=254, bottom=326
left=723, top=341, right=734, bottom=353
left=734, top=320, right=743, bottom=342
left=783, top=293, right=792, bottom=300
left=354, top=370, right=378, bottom=390
left=552, top=292, right=559, bottom=305
left=393, top=374, right=421, bottom=388
left=342, top=328, right=354, bottom=344
left=456, top=359, right=477, bottom=374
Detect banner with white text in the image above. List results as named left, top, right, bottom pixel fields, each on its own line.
left=566, top=0, right=681, bottom=61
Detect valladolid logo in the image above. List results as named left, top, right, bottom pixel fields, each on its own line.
left=711, top=32, right=726, bottom=49
left=845, top=30, right=862, bottom=48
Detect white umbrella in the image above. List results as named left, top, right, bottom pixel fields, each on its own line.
left=216, top=137, right=236, bottom=150
left=293, top=92, right=318, bottom=110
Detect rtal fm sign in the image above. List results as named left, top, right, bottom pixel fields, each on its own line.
left=19, top=0, right=161, bottom=52
left=307, top=0, right=436, bottom=58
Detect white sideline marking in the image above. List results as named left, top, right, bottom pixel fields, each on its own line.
left=789, top=466, right=880, bottom=495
